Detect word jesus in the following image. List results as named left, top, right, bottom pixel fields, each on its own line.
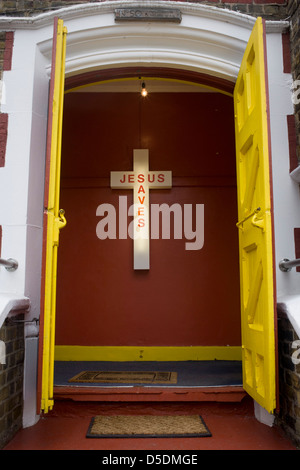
left=119, top=173, right=167, bottom=184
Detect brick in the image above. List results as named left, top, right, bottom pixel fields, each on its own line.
left=295, top=405, right=300, bottom=419
left=3, top=32, right=14, bottom=71
left=0, top=0, right=290, bottom=15
left=290, top=372, right=300, bottom=390
left=279, top=326, right=295, bottom=343
left=230, top=4, right=250, bottom=14
left=287, top=115, right=298, bottom=173
left=278, top=310, right=300, bottom=445
left=222, top=0, right=250, bottom=3
left=0, top=385, right=9, bottom=402
left=282, top=32, right=292, bottom=73
left=254, top=0, right=286, bottom=3
left=295, top=418, right=300, bottom=436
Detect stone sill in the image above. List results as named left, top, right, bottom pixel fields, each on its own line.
left=0, top=293, right=30, bottom=330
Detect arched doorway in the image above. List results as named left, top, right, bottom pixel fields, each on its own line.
left=37, top=10, right=279, bottom=416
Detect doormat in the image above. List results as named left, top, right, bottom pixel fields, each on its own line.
left=86, top=415, right=212, bottom=438
left=68, top=370, right=177, bottom=384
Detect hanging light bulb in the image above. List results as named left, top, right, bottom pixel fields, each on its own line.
left=141, top=82, right=148, bottom=97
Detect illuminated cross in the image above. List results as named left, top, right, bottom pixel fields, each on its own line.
left=110, top=149, right=172, bottom=270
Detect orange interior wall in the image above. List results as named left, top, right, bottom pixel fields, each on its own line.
left=55, top=91, right=241, bottom=347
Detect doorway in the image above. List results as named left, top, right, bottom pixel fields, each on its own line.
left=52, top=78, right=243, bottom=396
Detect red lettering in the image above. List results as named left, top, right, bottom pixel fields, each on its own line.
left=138, top=207, right=144, bottom=216
left=138, top=196, right=145, bottom=204
left=128, top=174, right=134, bottom=183
left=158, top=173, right=165, bottom=182
left=138, top=218, right=145, bottom=228
left=138, top=185, right=145, bottom=194
left=138, top=174, right=145, bottom=183
left=148, top=174, right=155, bottom=183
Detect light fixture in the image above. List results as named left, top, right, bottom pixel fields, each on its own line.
left=141, top=81, right=148, bottom=97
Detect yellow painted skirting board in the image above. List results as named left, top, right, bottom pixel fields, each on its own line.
left=55, top=346, right=242, bottom=362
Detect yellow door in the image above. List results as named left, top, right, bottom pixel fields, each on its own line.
left=234, top=17, right=277, bottom=413
left=38, top=18, right=67, bottom=413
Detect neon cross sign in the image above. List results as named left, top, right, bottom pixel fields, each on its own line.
left=110, top=149, right=172, bottom=269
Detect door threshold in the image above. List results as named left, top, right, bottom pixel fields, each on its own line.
left=53, top=385, right=246, bottom=402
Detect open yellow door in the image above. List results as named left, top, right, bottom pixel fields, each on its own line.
left=37, top=18, right=67, bottom=414
left=234, top=17, right=277, bottom=413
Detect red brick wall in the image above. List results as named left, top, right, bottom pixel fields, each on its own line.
left=289, top=1, right=300, bottom=164
left=3, top=32, right=14, bottom=71
left=0, top=0, right=289, bottom=20
left=0, top=315, right=25, bottom=449
left=0, top=32, right=13, bottom=168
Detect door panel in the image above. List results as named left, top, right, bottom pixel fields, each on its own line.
left=234, top=17, right=276, bottom=413
left=37, top=18, right=67, bottom=414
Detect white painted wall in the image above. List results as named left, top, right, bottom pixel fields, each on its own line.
left=0, top=25, right=53, bottom=427
left=266, top=33, right=300, bottom=338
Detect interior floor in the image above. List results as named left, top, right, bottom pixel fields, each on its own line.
left=54, top=360, right=243, bottom=388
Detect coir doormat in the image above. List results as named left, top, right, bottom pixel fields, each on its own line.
left=86, top=415, right=212, bottom=438
left=68, top=370, right=177, bottom=384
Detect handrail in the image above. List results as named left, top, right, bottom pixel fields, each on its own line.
left=279, top=258, right=300, bottom=272
left=0, top=258, right=18, bottom=271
